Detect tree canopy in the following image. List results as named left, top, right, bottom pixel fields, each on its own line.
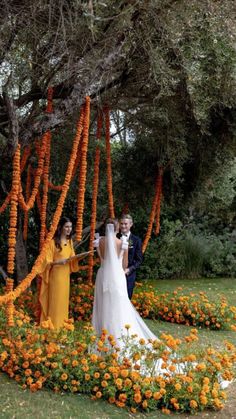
left=0, top=0, right=236, bottom=203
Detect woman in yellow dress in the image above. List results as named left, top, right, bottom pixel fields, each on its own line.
left=39, top=217, right=79, bottom=330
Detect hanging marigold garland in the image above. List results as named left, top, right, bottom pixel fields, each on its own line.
left=104, top=106, right=115, bottom=218
left=39, top=132, right=51, bottom=249
left=0, top=103, right=85, bottom=311
left=47, top=148, right=81, bottom=192
left=18, top=132, right=49, bottom=211
left=142, top=168, right=163, bottom=254
left=0, top=193, right=11, bottom=214
left=36, top=189, right=42, bottom=214
left=23, top=164, right=32, bottom=241
left=76, top=96, right=91, bottom=241
left=0, top=145, right=31, bottom=215
left=48, top=181, right=63, bottom=191
left=5, top=278, right=14, bottom=327
left=87, top=112, right=103, bottom=282
left=47, top=139, right=82, bottom=192
left=154, top=167, right=163, bottom=235
left=7, top=144, right=21, bottom=274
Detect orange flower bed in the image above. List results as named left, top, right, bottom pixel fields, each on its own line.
left=132, top=283, right=236, bottom=331
left=0, top=307, right=235, bottom=414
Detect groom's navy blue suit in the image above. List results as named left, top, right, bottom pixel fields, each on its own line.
left=117, top=232, right=143, bottom=300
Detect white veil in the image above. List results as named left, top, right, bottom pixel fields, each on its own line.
left=102, top=223, right=127, bottom=297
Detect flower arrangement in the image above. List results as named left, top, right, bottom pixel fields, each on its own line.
left=0, top=307, right=235, bottom=414
left=132, top=284, right=236, bottom=331
left=16, top=281, right=236, bottom=332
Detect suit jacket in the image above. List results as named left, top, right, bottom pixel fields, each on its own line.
left=117, top=232, right=143, bottom=280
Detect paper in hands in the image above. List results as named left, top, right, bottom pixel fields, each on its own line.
left=66, top=250, right=93, bottom=263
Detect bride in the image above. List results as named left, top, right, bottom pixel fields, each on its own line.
left=92, top=218, right=157, bottom=347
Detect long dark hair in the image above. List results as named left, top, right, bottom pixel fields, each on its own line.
left=105, top=217, right=119, bottom=232
left=53, top=217, right=73, bottom=250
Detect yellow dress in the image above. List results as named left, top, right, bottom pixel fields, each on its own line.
left=39, top=239, right=78, bottom=330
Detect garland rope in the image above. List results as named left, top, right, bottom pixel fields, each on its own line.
left=142, top=168, right=163, bottom=253
left=87, top=112, right=103, bottom=282
left=76, top=96, right=91, bottom=241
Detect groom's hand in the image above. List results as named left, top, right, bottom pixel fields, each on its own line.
left=93, top=239, right=100, bottom=248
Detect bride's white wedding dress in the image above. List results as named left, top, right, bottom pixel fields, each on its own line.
left=92, top=224, right=157, bottom=346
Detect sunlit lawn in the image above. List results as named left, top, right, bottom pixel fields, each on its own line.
left=0, top=277, right=236, bottom=418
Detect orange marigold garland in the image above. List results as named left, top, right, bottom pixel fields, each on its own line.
left=104, top=107, right=115, bottom=218
left=142, top=169, right=162, bottom=254
left=48, top=181, right=63, bottom=191
left=0, top=145, right=31, bottom=215
left=47, top=139, right=81, bottom=192
left=5, top=278, right=14, bottom=326
left=76, top=96, right=91, bottom=241
left=18, top=132, right=49, bottom=211
left=88, top=112, right=103, bottom=282
left=23, top=164, right=32, bottom=241
left=0, top=104, right=85, bottom=307
left=39, top=132, right=51, bottom=249
left=154, top=167, right=163, bottom=235
left=7, top=144, right=21, bottom=274
left=47, top=148, right=80, bottom=192
left=36, top=189, right=42, bottom=214
left=0, top=193, right=11, bottom=214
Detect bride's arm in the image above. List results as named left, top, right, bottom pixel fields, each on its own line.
left=117, top=239, right=128, bottom=270
left=97, top=237, right=105, bottom=260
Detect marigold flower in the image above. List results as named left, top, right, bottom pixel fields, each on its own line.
left=133, top=392, right=142, bottom=404
left=190, top=400, right=198, bottom=409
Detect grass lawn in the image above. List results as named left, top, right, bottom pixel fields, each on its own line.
left=0, top=277, right=236, bottom=419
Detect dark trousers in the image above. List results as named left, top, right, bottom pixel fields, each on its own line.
left=126, top=274, right=136, bottom=300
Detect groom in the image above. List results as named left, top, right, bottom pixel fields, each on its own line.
left=118, top=214, right=143, bottom=300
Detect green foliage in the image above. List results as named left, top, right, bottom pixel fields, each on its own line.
left=140, top=217, right=236, bottom=279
